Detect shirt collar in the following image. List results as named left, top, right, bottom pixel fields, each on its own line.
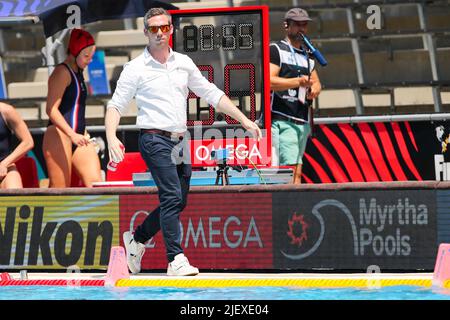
left=144, top=46, right=174, bottom=65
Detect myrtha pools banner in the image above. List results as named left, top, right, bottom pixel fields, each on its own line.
left=272, top=190, right=437, bottom=270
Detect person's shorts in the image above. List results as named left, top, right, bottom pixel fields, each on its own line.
left=271, top=120, right=311, bottom=166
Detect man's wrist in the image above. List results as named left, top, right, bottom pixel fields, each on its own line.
left=106, top=134, right=116, bottom=142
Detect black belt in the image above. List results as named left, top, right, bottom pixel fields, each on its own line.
left=141, top=129, right=184, bottom=140
left=271, top=113, right=307, bottom=125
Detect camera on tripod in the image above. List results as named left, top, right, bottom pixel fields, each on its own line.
left=210, top=148, right=229, bottom=163
left=211, top=148, right=231, bottom=185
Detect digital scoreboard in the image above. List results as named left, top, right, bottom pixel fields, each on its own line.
left=169, top=6, right=271, bottom=166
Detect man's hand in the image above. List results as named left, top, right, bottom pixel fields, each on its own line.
left=298, top=76, right=313, bottom=88
left=241, top=118, right=262, bottom=141
left=108, top=136, right=125, bottom=163
left=215, top=95, right=263, bottom=141
left=307, top=82, right=322, bottom=100
left=307, top=70, right=322, bottom=100
left=105, top=107, right=124, bottom=163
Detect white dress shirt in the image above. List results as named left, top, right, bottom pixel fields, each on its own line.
left=107, top=47, right=225, bottom=133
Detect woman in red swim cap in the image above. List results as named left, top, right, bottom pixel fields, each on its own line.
left=42, top=28, right=102, bottom=187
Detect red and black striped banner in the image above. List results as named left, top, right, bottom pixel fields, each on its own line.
left=302, top=121, right=443, bottom=183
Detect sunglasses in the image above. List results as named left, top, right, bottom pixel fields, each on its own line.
left=147, top=24, right=171, bottom=34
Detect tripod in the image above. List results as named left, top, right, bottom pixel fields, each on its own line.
left=215, top=163, right=230, bottom=186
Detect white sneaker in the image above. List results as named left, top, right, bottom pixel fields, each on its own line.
left=167, top=253, right=199, bottom=276
left=123, top=231, right=145, bottom=274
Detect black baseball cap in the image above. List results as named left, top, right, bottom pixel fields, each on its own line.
left=284, top=8, right=312, bottom=22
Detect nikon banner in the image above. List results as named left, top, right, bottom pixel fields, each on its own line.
left=0, top=193, right=273, bottom=271
left=0, top=196, right=119, bottom=269
left=272, top=189, right=438, bottom=271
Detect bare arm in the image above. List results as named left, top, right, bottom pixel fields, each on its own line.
left=105, top=107, right=125, bottom=162
left=0, top=104, right=34, bottom=178
left=269, top=63, right=312, bottom=92
left=215, top=95, right=262, bottom=140
left=307, top=69, right=322, bottom=100
left=46, top=65, right=89, bottom=146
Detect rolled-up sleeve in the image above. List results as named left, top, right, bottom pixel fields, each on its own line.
left=186, top=57, right=224, bottom=108
left=107, top=62, right=138, bottom=115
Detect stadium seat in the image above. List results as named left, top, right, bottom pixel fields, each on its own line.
left=95, top=30, right=148, bottom=48
left=104, top=56, right=129, bottom=66
left=16, top=105, right=40, bottom=121
left=316, top=53, right=358, bottom=87
left=7, top=81, right=47, bottom=99
left=106, top=152, right=148, bottom=181
left=175, top=0, right=248, bottom=9
left=317, top=89, right=356, bottom=109
left=32, top=67, right=49, bottom=82
left=394, top=87, right=434, bottom=106
left=130, top=49, right=143, bottom=60
left=15, top=156, right=39, bottom=188
left=85, top=104, right=106, bottom=119
left=1, top=0, right=448, bottom=125
left=363, top=49, right=432, bottom=84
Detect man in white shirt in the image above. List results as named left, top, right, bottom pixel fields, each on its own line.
left=105, top=7, right=262, bottom=276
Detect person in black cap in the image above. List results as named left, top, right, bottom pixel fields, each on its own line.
left=270, top=8, right=322, bottom=184
left=42, top=28, right=102, bottom=187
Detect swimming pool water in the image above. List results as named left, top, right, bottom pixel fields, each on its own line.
left=1, top=285, right=450, bottom=300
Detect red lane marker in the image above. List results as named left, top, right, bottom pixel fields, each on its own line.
left=0, top=279, right=105, bottom=286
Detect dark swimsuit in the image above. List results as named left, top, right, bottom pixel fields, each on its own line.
left=47, top=63, right=88, bottom=151
left=0, top=113, right=12, bottom=162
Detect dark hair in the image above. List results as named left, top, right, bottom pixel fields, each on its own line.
left=143, top=8, right=172, bottom=29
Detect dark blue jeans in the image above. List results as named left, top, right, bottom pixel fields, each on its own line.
left=133, top=132, right=191, bottom=263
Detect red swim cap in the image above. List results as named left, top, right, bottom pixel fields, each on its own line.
left=68, top=28, right=95, bottom=57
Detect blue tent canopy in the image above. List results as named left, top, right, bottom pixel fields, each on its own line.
left=0, top=0, right=178, bottom=37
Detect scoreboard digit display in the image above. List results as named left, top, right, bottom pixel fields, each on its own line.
left=170, top=6, right=271, bottom=166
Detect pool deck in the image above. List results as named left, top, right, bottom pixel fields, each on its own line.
left=3, top=271, right=442, bottom=288
left=7, top=272, right=434, bottom=280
